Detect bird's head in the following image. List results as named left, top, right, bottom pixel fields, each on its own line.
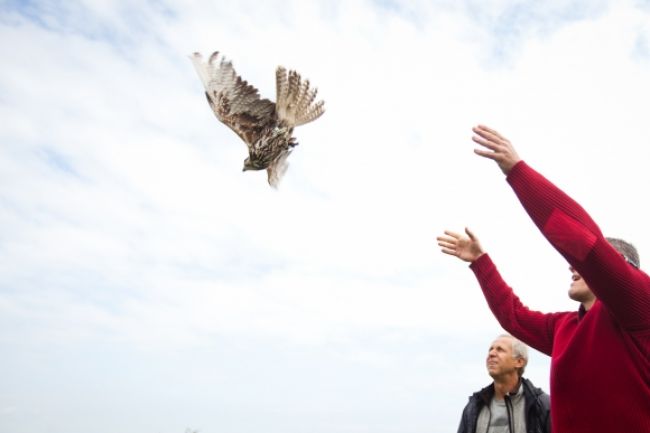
left=243, top=157, right=265, bottom=171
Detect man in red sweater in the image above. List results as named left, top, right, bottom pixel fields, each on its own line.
left=437, top=125, right=650, bottom=433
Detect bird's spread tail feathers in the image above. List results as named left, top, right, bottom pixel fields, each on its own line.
left=275, top=67, right=325, bottom=127
left=266, top=151, right=291, bottom=188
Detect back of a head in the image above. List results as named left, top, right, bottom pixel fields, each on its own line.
left=606, top=237, right=640, bottom=268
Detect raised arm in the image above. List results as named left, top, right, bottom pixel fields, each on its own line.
left=473, top=125, right=650, bottom=331
left=438, top=229, right=563, bottom=355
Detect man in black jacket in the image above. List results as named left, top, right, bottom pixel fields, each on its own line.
left=457, top=335, right=550, bottom=433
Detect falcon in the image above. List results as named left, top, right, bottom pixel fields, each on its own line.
left=190, top=51, right=325, bottom=187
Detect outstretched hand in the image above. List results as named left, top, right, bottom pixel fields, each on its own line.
left=437, top=228, right=485, bottom=263
left=472, top=125, right=521, bottom=175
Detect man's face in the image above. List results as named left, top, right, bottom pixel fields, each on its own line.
left=486, top=336, right=524, bottom=379
left=568, top=266, right=596, bottom=304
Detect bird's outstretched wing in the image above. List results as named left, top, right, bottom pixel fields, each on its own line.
left=275, top=67, right=325, bottom=128
left=190, top=52, right=277, bottom=147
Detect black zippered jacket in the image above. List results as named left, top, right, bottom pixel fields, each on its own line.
left=457, top=377, right=550, bottom=433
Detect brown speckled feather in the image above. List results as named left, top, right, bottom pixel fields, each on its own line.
left=190, top=50, right=325, bottom=187
left=191, top=52, right=276, bottom=148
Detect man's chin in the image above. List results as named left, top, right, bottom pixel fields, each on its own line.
left=568, top=289, right=583, bottom=302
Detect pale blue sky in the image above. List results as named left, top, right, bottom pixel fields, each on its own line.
left=2, top=1, right=650, bottom=432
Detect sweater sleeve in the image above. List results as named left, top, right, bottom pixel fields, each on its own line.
left=506, top=161, right=650, bottom=331
left=470, top=254, right=564, bottom=356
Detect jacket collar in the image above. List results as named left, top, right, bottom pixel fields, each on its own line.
left=470, top=378, right=542, bottom=407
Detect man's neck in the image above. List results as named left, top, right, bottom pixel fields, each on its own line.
left=493, top=376, right=521, bottom=400
left=582, top=298, right=596, bottom=311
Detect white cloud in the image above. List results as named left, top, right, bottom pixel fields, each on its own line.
left=1, top=1, right=649, bottom=432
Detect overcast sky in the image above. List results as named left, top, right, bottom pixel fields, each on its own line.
left=2, top=1, right=650, bottom=432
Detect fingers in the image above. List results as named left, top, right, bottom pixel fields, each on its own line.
left=465, top=227, right=476, bottom=241
left=473, top=124, right=505, bottom=140
left=472, top=124, right=519, bottom=175
left=472, top=126, right=498, bottom=142
left=440, top=248, right=459, bottom=257
left=472, top=128, right=506, bottom=151
left=472, top=138, right=499, bottom=155
left=437, top=231, right=459, bottom=250
left=444, top=230, right=462, bottom=239
left=472, top=127, right=503, bottom=160
left=472, top=124, right=516, bottom=169
left=437, top=230, right=464, bottom=251
left=473, top=148, right=497, bottom=160
left=437, top=231, right=460, bottom=242
left=437, top=241, right=456, bottom=252
left=438, top=238, right=460, bottom=257
left=438, top=229, right=478, bottom=262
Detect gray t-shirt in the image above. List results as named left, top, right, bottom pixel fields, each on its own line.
left=487, top=398, right=510, bottom=433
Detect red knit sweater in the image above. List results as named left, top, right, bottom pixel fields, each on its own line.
left=469, top=161, right=650, bottom=433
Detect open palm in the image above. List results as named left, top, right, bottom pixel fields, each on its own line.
left=437, top=228, right=485, bottom=263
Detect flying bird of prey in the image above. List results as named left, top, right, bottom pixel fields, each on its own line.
left=190, top=51, right=325, bottom=187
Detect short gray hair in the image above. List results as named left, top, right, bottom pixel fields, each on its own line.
left=606, top=237, right=640, bottom=269
left=498, top=334, right=529, bottom=377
